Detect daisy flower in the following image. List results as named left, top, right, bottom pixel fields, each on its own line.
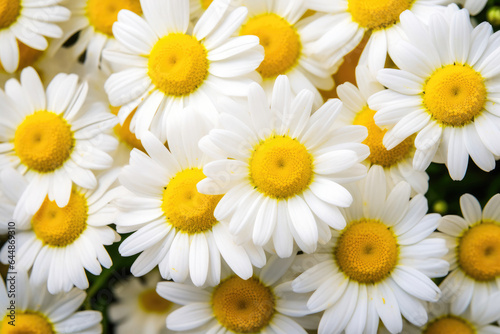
left=371, top=6, right=500, bottom=180
left=447, top=0, right=488, bottom=15
left=438, top=193, right=500, bottom=318
left=0, top=167, right=122, bottom=294
left=0, top=66, right=117, bottom=215
left=337, top=65, right=429, bottom=195
left=238, top=0, right=341, bottom=107
left=0, top=270, right=102, bottom=333
left=116, top=107, right=265, bottom=287
left=308, top=0, right=446, bottom=76
left=198, top=75, right=369, bottom=257
left=158, top=254, right=317, bottom=333
left=109, top=271, right=180, bottom=334
left=291, top=165, right=449, bottom=334
left=104, top=0, right=264, bottom=142
left=0, top=0, right=70, bottom=73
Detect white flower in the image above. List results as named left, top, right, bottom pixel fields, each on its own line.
left=199, top=75, right=369, bottom=256
left=438, top=193, right=500, bottom=317
left=445, top=0, right=488, bottom=15
left=0, top=66, right=117, bottom=216
left=116, top=107, right=265, bottom=287
left=104, top=0, right=263, bottom=143
left=291, top=166, right=449, bottom=334
left=370, top=6, right=500, bottom=180
left=0, top=270, right=102, bottom=333
left=0, top=168, right=122, bottom=294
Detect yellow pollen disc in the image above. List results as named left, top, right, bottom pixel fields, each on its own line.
left=335, top=219, right=399, bottom=283
left=353, top=106, right=414, bottom=167
left=32, top=190, right=88, bottom=247
left=148, top=34, right=208, bottom=96
left=240, top=13, right=301, bottom=79
left=458, top=222, right=500, bottom=281
left=14, top=111, right=74, bottom=173
left=138, top=288, right=172, bottom=314
left=1, top=312, right=54, bottom=334
left=201, top=0, right=213, bottom=9
left=162, top=168, right=222, bottom=234
left=348, top=0, right=414, bottom=30
left=110, top=106, right=145, bottom=152
left=423, top=64, right=486, bottom=127
left=0, top=40, right=43, bottom=72
left=212, top=276, right=275, bottom=333
left=249, top=136, right=313, bottom=199
left=86, top=0, right=142, bottom=36
left=424, top=316, right=476, bottom=334
left=0, top=0, right=20, bottom=29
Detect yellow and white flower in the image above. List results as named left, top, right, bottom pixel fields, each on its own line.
left=0, top=167, right=122, bottom=294
left=116, top=108, right=265, bottom=287
left=438, top=193, right=500, bottom=318
left=370, top=6, right=500, bottom=180
left=0, top=271, right=102, bottom=333
left=291, top=166, right=448, bottom=334
left=0, top=0, right=70, bottom=73
left=198, top=75, right=369, bottom=257
left=104, top=0, right=263, bottom=143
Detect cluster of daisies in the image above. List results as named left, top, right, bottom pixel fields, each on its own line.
left=0, top=0, right=499, bottom=333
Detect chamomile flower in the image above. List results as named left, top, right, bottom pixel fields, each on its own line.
left=158, top=254, right=317, bottom=333
left=291, top=166, right=448, bottom=334
left=238, top=0, right=340, bottom=107
left=308, top=0, right=446, bottom=76
left=198, top=75, right=369, bottom=257
left=0, top=0, right=70, bottom=73
left=0, top=67, right=117, bottom=216
left=438, top=193, right=500, bottom=318
left=0, top=168, right=122, bottom=294
left=371, top=6, right=500, bottom=180
left=116, top=108, right=265, bottom=287
left=104, top=0, right=264, bottom=142
left=337, top=66, right=429, bottom=195
left=109, top=271, right=180, bottom=334
left=0, top=271, right=102, bottom=333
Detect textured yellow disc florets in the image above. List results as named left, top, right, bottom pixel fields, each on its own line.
left=0, top=0, right=20, bottom=29
left=240, top=13, right=301, bottom=79
left=148, top=34, right=209, bottom=96
left=212, top=276, right=275, bottom=333
left=353, top=106, right=414, bottom=167
left=110, top=106, right=145, bottom=152
left=32, top=190, right=88, bottom=247
left=348, top=0, right=414, bottom=30
left=458, top=222, right=500, bottom=281
left=201, top=0, right=213, bottom=9
left=14, top=111, right=74, bottom=173
left=249, top=135, right=313, bottom=199
left=335, top=219, right=399, bottom=283
left=162, top=168, right=222, bottom=234
left=1, top=312, right=54, bottom=334
left=138, top=288, right=172, bottom=314
left=423, top=64, right=486, bottom=127
left=86, top=0, right=142, bottom=36
left=424, top=316, right=476, bottom=334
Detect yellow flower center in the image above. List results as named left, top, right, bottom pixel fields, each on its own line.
left=353, top=106, right=414, bottom=167
left=347, top=0, right=415, bottom=30
left=212, top=276, right=275, bottom=333
left=458, top=222, right=500, bottom=282
left=32, top=190, right=88, bottom=247
left=138, top=288, right=172, bottom=314
left=424, top=316, right=476, bottom=334
left=0, top=40, right=43, bottom=72
left=1, top=312, right=54, bottom=334
left=148, top=33, right=209, bottom=97
left=249, top=135, right=313, bottom=199
left=86, top=0, right=142, bottom=36
left=335, top=219, right=399, bottom=283
left=110, top=106, right=145, bottom=152
left=0, top=0, right=20, bottom=29
left=423, top=64, right=486, bottom=127
left=201, top=0, right=213, bottom=9
left=240, top=13, right=301, bottom=79
left=14, top=111, right=74, bottom=173
left=161, top=168, right=222, bottom=234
